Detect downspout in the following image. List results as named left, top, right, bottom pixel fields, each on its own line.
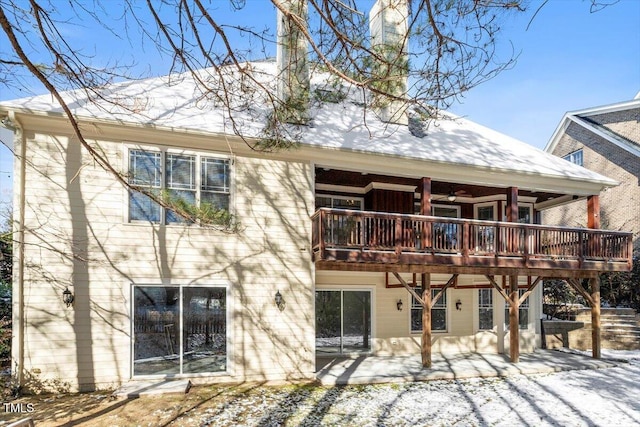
left=7, top=111, right=25, bottom=387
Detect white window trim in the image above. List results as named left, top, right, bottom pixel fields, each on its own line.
left=431, top=204, right=461, bottom=218
left=503, top=288, right=531, bottom=331
left=501, top=203, right=534, bottom=223
left=123, top=144, right=234, bottom=225
left=410, top=287, right=449, bottom=334
left=315, top=194, right=365, bottom=210
left=315, top=285, right=376, bottom=355
left=130, top=280, right=232, bottom=380
left=562, top=149, right=583, bottom=166
left=474, top=201, right=498, bottom=221
left=475, top=288, right=495, bottom=332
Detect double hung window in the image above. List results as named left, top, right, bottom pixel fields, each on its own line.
left=478, top=289, right=493, bottom=331
left=505, top=289, right=530, bottom=330
left=128, top=149, right=230, bottom=224
left=411, top=288, right=447, bottom=333
left=562, top=149, right=583, bottom=166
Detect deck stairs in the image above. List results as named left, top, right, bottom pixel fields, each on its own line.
left=576, top=308, right=640, bottom=350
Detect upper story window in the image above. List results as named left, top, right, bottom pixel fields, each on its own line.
left=562, top=149, right=583, bottom=166
left=128, top=148, right=231, bottom=224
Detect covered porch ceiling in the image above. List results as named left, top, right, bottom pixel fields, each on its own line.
left=315, top=167, right=569, bottom=207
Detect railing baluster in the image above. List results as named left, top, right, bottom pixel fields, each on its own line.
left=312, top=208, right=631, bottom=267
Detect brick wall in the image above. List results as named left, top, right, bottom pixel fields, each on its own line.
left=543, top=109, right=640, bottom=255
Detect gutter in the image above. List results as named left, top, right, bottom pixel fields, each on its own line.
left=2, top=111, right=25, bottom=386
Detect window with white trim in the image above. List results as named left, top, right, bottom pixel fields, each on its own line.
left=478, top=289, right=493, bottom=331
left=563, top=149, right=583, bottom=166
left=128, top=148, right=230, bottom=224
left=411, top=288, right=447, bottom=333
left=505, top=289, right=530, bottom=330
left=502, top=204, right=534, bottom=224
left=315, top=194, right=363, bottom=210
left=132, top=284, right=227, bottom=376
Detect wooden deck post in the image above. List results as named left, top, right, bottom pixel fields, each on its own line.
left=506, top=187, right=518, bottom=222
left=506, top=187, right=518, bottom=254
left=509, top=275, right=520, bottom=363
left=420, top=178, right=432, bottom=251
left=590, top=276, right=601, bottom=359
left=421, top=272, right=432, bottom=368
left=587, top=195, right=600, bottom=229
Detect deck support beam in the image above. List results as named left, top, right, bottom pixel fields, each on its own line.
left=565, top=278, right=601, bottom=359
left=590, top=276, right=601, bottom=359
left=421, top=273, right=432, bottom=368
left=509, top=275, right=520, bottom=363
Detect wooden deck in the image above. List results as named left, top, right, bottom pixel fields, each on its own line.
left=311, top=208, right=633, bottom=278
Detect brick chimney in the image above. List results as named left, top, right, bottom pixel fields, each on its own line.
left=276, top=0, right=309, bottom=124
left=369, top=0, right=409, bottom=124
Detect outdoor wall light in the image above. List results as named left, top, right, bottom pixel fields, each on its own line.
left=456, top=299, right=462, bottom=311
left=62, top=287, right=74, bottom=307
left=397, top=299, right=403, bottom=311
left=275, top=290, right=285, bottom=311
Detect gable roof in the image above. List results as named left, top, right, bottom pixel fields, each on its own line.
left=545, top=98, right=640, bottom=158
left=0, top=61, right=618, bottom=192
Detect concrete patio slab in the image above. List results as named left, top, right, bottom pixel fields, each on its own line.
left=316, top=350, right=618, bottom=386
left=113, top=379, right=192, bottom=398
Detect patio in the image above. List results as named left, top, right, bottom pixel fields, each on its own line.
left=316, top=350, right=618, bottom=385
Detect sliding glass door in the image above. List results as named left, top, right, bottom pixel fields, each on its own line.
left=316, top=289, right=371, bottom=355
left=133, top=285, right=227, bottom=376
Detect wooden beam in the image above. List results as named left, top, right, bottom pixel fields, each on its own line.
left=421, top=177, right=432, bottom=251
left=422, top=273, right=432, bottom=368
left=509, top=275, right=520, bottom=363
left=486, top=275, right=512, bottom=303
left=432, top=274, right=459, bottom=306
left=392, top=272, right=424, bottom=305
left=518, top=276, right=542, bottom=305
left=587, top=195, right=600, bottom=229
left=590, top=276, right=601, bottom=359
left=420, top=177, right=431, bottom=215
left=315, top=259, right=609, bottom=278
left=507, top=187, right=518, bottom=222
left=565, top=278, right=594, bottom=307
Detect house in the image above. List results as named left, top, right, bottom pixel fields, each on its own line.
left=543, top=96, right=640, bottom=259
left=0, top=2, right=633, bottom=393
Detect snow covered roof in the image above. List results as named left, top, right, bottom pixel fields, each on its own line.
left=0, top=60, right=618, bottom=189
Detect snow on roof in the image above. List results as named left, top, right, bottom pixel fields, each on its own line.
left=0, top=60, right=617, bottom=187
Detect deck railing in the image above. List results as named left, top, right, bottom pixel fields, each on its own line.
left=311, top=208, right=633, bottom=270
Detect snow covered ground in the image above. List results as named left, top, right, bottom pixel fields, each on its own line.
left=194, top=349, right=640, bottom=427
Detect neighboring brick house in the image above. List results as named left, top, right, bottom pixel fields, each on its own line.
left=544, top=96, right=640, bottom=256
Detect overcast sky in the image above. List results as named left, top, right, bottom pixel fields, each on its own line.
left=1, top=0, right=639, bottom=207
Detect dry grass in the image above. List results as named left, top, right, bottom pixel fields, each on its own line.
left=0, top=384, right=250, bottom=426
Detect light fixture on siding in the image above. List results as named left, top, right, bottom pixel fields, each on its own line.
left=275, top=290, right=285, bottom=311
left=62, top=287, right=74, bottom=307
left=397, top=299, right=403, bottom=311
left=456, top=299, right=462, bottom=311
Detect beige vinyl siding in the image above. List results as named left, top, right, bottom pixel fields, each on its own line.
left=17, top=128, right=315, bottom=391
left=316, top=271, right=540, bottom=356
